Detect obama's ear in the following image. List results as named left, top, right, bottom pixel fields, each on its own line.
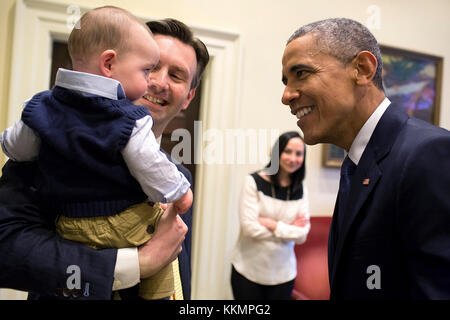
left=353, top=51, right=378, bottom=86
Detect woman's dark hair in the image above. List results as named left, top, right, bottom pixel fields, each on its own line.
left=265, top=131, right=306, bottom=194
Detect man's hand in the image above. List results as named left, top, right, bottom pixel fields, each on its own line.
left=137, top=204, right=187, bottom=279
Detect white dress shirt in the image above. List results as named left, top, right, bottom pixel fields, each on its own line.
left=348, top=97, right=391, bottom=165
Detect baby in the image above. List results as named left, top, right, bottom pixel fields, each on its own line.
left=0, top=6, right=192, bottom=300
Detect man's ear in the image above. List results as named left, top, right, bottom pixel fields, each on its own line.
left=181, top=88, right=197, bottom=111
left=99, top=50, right=117, bottom=78
left=353, top=51, right=378, bottom=86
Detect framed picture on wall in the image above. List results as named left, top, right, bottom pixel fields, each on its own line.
left=380, top=45, right=443, bottom=126
left=322, top=45, right=443, bottom=168
left=323, top=144, right=346, bottom=167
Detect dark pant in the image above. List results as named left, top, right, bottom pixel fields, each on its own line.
left=231, top=265, right=295, bottom=300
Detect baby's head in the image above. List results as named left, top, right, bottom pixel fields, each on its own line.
left=68, top=6, right=159, bottom=101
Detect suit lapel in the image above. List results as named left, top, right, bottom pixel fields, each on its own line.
left=329, top=104, right=409, bottom=291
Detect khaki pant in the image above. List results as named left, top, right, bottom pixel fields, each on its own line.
left=56, top=201, right=174, bottom=300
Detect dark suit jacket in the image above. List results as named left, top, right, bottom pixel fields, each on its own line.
left=0, top=159, right=193, bottom=300
left=328, top=104, right=450, bottom=299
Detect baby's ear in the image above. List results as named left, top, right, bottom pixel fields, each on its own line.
left=99, top=49, right=117, bottom=78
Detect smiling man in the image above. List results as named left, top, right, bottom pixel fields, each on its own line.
left=138, top=33, right=196, bottom=138
left=139, top=20, right=208, bottom=139
left=282, top=18, right=450, bottom=299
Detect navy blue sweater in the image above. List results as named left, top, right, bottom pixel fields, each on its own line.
left=22, top=86, right=150, bottom=218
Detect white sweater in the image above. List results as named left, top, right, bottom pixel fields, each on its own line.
left=231, top=173, right=310, bottom=285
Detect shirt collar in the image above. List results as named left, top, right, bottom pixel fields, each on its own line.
left=54, top=68, right=126, bottom=100
left=348, top=97, right=391, bottom=165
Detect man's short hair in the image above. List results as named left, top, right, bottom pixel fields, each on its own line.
left=68, top=6, right=152, bottom=65
left=147, top=19, right=210, bottom=89
left=288, top=18, right=384, bottom=91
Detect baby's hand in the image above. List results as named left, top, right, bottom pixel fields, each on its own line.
left=173, top=188, right=193, bottom=214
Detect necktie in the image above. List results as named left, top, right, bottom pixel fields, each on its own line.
left=337, top=156, right=357, bottom=233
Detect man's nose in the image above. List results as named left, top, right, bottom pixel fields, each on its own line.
left=281, top=85, right=299, bottom=106
left=149, top=69, right=169, bottom=91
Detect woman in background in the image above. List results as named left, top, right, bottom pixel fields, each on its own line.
left=231, top=131, right=310, bottom=300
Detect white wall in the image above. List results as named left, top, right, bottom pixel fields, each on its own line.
left=1, top=0, right=449, bottom=300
